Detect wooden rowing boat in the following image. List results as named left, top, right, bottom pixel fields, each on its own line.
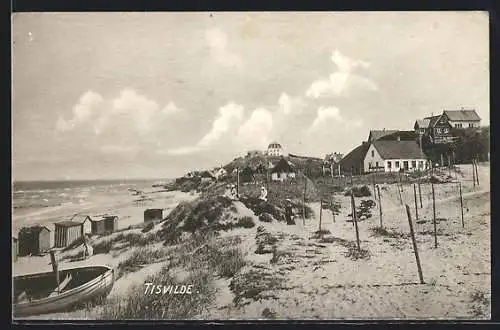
left=13, top=265, right=114, bottom=317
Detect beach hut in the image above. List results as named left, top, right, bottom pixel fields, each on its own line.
left=144, top=209, right=164, bottom=222
left=54, top=221, right=83, bottom=248
left=12, top=236, right=18, bottom=262
left=91, top=216, right=118, bottom=234
left=70, top=215, right=92, bottom=235
left=18, top=225, right=51, bottom=256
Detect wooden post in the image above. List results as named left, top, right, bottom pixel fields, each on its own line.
left=330, top=163, right=334, bottom=179
left=236, top=168, right=240, bottom=197
left=397, top=176, right=403, bottom=205
left=377, top=185, right=383, bottom=228
left=413, top=184, right=419, bottom=223
left=440, top=154, right=444, bottom=168
left=431, top=183, right=437, bottom=248
left=405, top=204, right=425, bottom=284
left=417, top=175, right=423, bottom=208
left=302, top=175, right=307, bottom=225
left=49, top=250, right=60, bottom=293
left=372, top=173, right=377, bottom=200
left=350, top=166, right=354, bottom=186
left=459, top=181, right=464, bottom=228
left=448, top=154, right=451, bottom=177
left=331, top=195, right=336, bottom=223
left=472, top=160, right=476, bottom=187
left=474, top=158, right=480, bottom=186
left=350, top=193, right=361, bottom=251
left=319, top=197, right=323, bottom=232
left=338, top=164, right=341, bottom=178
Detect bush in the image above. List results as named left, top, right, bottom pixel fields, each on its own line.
left=259, top=213, right=274, bottom=223
left=237, top=216, right=255, bottom=228
left=93, top=239, right=114, bottom=254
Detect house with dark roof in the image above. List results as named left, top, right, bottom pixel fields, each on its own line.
left=364, top=140, right=428, bottom=173
left=18, top=225, right=52, bottom=256
left=270, top=157, right=296, bottom=181
left=368, top=130, right=399, bottom=142
left=421, top=114, right=453, bottom=144
left=90, top=215, right=119, bottom=235
left=442, top=109, right=481, bottom=128
left=338, top=142, right=370, bottom=175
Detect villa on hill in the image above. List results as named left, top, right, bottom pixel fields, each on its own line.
left=270, top=158, right=296, bottom=181
left=364, top=140, right=428, bottom=173
left=266, top=142, right=283, bottom=157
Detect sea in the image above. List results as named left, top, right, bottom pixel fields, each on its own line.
left=12, top=179, right=174, bottom=234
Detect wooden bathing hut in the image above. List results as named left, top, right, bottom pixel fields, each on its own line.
left=90, top=216, right=118, bottom=235
left=18, top=225, right=51, bottom=256
left=54, top=221, right=83, bottom=248
left=70, top=215, right=92, bottom=235
left=144, top=209, right=164, bottom=222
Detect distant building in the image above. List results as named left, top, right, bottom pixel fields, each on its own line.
left=54, top=221, right=83, bottom=248
left=200, top=170, right=216, bottom=182
left=144, top=209, right=164, bottom=222
left=339, top=142, right=371, bottom=175
left=271, top=158, right=296, bottom=181
left=211, top=167, right=227, bottom=180
left=414, top=119, right=430, bottom=135
left=442, top=109, right=481, bottom=128
left=19, top=225, right=52, bottom=255
left=368, top=130, right=399, bottom=143
left=364, top=140, right=428, bottom=173
left=422, top=114, right=453, bottom=144
left=266, top=142, right=283, bottom=157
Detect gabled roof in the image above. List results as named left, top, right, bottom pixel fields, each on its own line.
left=19, top=225, right=51, bottom=235
left=368, top=130, right=398, bottom=142
left=372, top=140, right=426, bottom=160
left=70, top=214, right=92, bottom=223
left=415, top=119, right=430, bottom=129
left=443, top=109, right=481, bottom=122
left=424, top=115, right=444, bottom=128
left=55, top=221, right=82, bottom=227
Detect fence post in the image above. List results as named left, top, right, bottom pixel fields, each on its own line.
left=418, top=175, right=423, bottom=208
left=377, top=185, right=383, bottom=228
left=236, top=168, right=240, bottom=197
left=405, top=204, right=425, bottom=284
left=372, top=173, right=377, bottom=200
left=302, top=175, right=307, bottom=226
left=413, top=184, right=419, bottom=223
left=472, top=160, right=476, bottom=187
left=350, top=193, right=361, bottom=251
left=474, top=158, right=480, bottom=186
left=459, top=181, right=464, bottom=228
left=49, top=250, right=60, bottom=292
left=318, top=196, right=323, bottom=232
left=331, top=195, right=336, bottom=223
left=432, top=183, right=437, bottom=248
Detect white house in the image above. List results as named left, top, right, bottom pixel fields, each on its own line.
left=442, top=109, right=481, bottom=129
left=211, top=167, right=227, bottom=179
left=364, top=140, right=428, bottom=173
left=270, top=158, right=296, bottom=181
left=266, top=142, right=283, bottom=157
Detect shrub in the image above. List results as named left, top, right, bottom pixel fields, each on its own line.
left=116, top=247, right=170, bottom=279
left=344, top=185, right=372, bottom=197
left=259, top=213, right=274, bottom=223
left=142, top=221, right=155, bottom=233
left=237, top=216, right=255, bottom=228
left=93, top=239, right=114, bottom=255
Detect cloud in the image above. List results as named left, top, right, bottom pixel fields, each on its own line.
left=205, top=28, right=242, bottom=69
left=306, top=50, right=377, bottom=99
left=236, top=107, right=274, bottom=149
left=308, top=106, right=363, bottom=133
left=56, top=91, right=104, bottom=132
left=278, top=93, right=306, bottom=115
left=197, top=102, right=244, bottom=147
left=162, top=146, right=202, bottom=156
left=110, top=88, right=160, bottom=133
left=161, top=101, right=183, bottom=115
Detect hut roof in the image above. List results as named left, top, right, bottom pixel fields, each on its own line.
left=368, top=130, right=399, bottom=142
left=70, top=214, right=92, bottom=223
left=55, top=221, right=82, bottom=227
left=19, top=225, right=51, bottom=235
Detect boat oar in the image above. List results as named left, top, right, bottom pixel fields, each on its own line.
left=49, top=250, right=60, bottom=293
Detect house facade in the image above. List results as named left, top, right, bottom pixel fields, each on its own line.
left=54, top=221, right=83, bottom=248
left=442, top=109, right=481, bottom=128
left=270, top=158, right=296, bottom=181
left=423, top=114, right=453, bottom=144
left=266, top=142, right=283, bottom=157
left=364, top=140, right=428, bottom=173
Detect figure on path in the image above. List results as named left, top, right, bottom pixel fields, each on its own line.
left=285, top=199, right=295, bottom=225
left=259, top=186, right=268, bottom=201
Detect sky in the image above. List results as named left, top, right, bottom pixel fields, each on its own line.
left=12, top=11, right=489, bottom=181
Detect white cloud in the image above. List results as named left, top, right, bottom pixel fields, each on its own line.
left=308, top=106, right=363, bottom=132
left=161, top=146, right=201, bottom=156
left=197, top=102, right=244, bottom=147
left=278, top=93, right=306, bottom=115
left=205, top=28, right=242, bottom=69
left=161, top=101, right=183, bottom=115
left=110, top=88, right=160, bottom=133
left=306, top=50, right=377, bottom=99
left=236, top=107, right=274, bottom=149
left=56, top=91, right=104, bottom=132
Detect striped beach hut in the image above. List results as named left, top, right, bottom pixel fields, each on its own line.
left=54, top=221, right=83, bottom=248
left=70, top=214, right=92, bottom=235
left=90, top=215, right=118, bottom=235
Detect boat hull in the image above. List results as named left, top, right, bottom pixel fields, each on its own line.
left=13, top=265, right=114, bottom=317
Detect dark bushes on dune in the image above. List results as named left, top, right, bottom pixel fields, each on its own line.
left=344, top=185, right=372, bottom=197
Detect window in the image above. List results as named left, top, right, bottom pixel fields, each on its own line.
left=395, top=161, right=400, bottom=168
left=436, top=128, right=441, bottom=134
left=469, top=123, right=473, bottom=128
left=387, top=161, right=392, bottom=169
left=411, top=161, right=416, bottom=168
left=371, top=150, right=374, bottom=157
left=420, top=128, right=425, bottom=133
left=455, top=124, right=459, bottom=128
left=419, top=161, right=424, bottom=168
left=375, top=161, right=379, bottom=169
left=443, top=128, right=449, bottom=133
